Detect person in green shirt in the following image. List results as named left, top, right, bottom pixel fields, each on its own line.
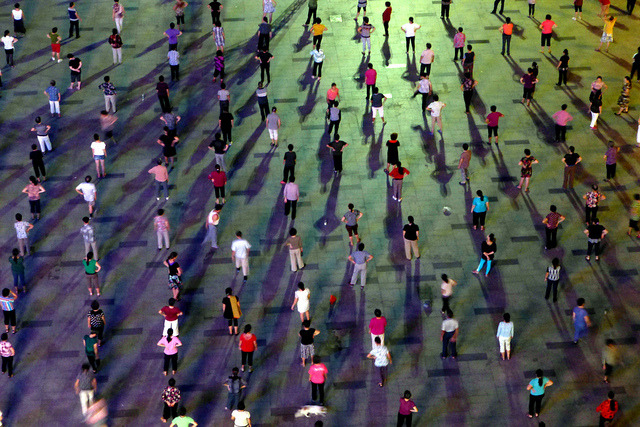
left=46, top=27, right=62, bottom=62
left=170, top=407, right=198, bottom=427
left=83, top=252, right=101, bottom=296
left=83, top=330, right=99, bottom=372
left=9, top=248, right=26, bottom=293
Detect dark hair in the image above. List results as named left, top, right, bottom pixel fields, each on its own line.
left=490, top=105, right=497, bottom=112
left=29, top=176, right=38, bottom=185
left=217, top=49, right=224, bottom=56
left=463, top=143, right=469, bottom=150
left=426, top=42, right=431, bottom=49
left=238, top=402, right=245, bottom=410
left=225, top=287, right=232, bottom=295
left=289, top=177, right=296, bottom=183
left=167, top=251, right=178, bottom=261
left=263, top=16, right=268, bottom=22
left=288, top=144, right=294, bottom=151
left=368, top=63, right=373, bottom=69
left=552, top=258, right=559, bottom=268
left=333, top=101, right=339, bottom=107
left=298, top=282, right=305, bottom=290
left=358, top=243, right=365, bottom=251
left=1, top=289, right=9, bottom=297
left=236, top=231, right=243, bottom=238
left=608, top=140, right=614, bottom=148
left=15, top=213, right=22, bottom=221
left=334, top=133, right=340, bottom=140
left=91, top=300, right=100, bottom=310
left=0, top=334, right=6, bottom=342
left=524, top=149, right=531, bottom=156
left=550, top=205, right=556, bottom=212
left=112, top=28, right=118, bottom=35
left=464, top=72, right=470, bottom=79
left=536, top=369, right=543, bottom=386
left=488, top=233, right=496, bottom=243
left=467, top=44, right=473, bottom=50
left=31, top=144, right=38, bottom=150
left=83, top=217, right=90, bottom=224
left=374, top=309, right=381, bottom=317
left=159, top=75, right=165, bottom=82
left=374, top=336, right=381, bottom=344
left=446, top=309, right=453, bottom=318
left=441, top=274, right=448, bottom=282
left=215, top=204, right=223, bottom=210
left=373, top=87, right=379, bottom=94
left=432, top=94, right=439, bottom=102
left=385, top=1, right=391, bottom=6
left=577, top=297, right=585, bottom=306
left=11, top=248, right=19, bottom=260
left=93, top=133, right=100, bottom=140
left=82, top=363, right=90, bottom=371
left=592, top=184, right=599, bottom=191
left=348, top=203, right=354, bottom=210
left=52, top=27, right=58, bottom=33
left=244, top=324, right=252, bottom=333
left=302, top=319, right=311, bottom=328
left=170, top=22, right=176, bottom=29
left=85, top=175, right=92, bottom=183
left=179, top=407, right=187, bottom=416
left=315, top=17, right=322, bottom=24
left=163, top=126, right=170, bottom=132
left=67, top=53, right=74, bottom=59
left=169, top=298, right=176, bottom=306
left=505, top=17, right=511, bottom=23
left=609, top=392, right=616, bottom=411
left=569, top=146, right=575, bottom=153
left=169, top=378, right=176, bottom=386
left=86, top=252, right=94, bottom=260
left=166, top=328, right=174, bottom=343
left=312, top=355, right=321, bottom=364
left=215, top=164, right=221, bottom=171
left=545, top=14, right=551, bottom=19
left=157, top=209, right=165, bottom=216
left=562, top=104, right=568, bottom=110
left=476, top=190, right=484, bottom=200
left=563, top=49, right=568, bottom=54
left=409, top=17, right=414, bottom=22
left=407, top=215, right=414, bottom=223
left=593, top=217, right=599, bottom=224
left=390, top=132, right=398, bottom=140
left=232, top=367, right=239, bottom=373
left=289, top=228, right=297, bottom=236
left=315, top=421, right=324, bottom=427
left=605, top=339, right=614, bottom=346
left=363, top=17, right=369, bottom=23
left=404, top=390, right=412, bottom=399
left=503, top=313, right=510, bottom=322
left=635, top=194, right=640, bottom=201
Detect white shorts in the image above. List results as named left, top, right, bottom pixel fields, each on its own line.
left=372, top=106, right=384, bottom=118
left=498, top=336, right=511, bottom=352
left=268, top=128, right=278, bottom=140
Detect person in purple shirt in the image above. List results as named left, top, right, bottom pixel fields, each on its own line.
left=520, top=68, right=538, bottom=106
left=552, top=104, right=573, bottom=142
left=397, top=390, right=418, bottom=426
left=603, top=140, right=619, bottom=182
left=164, top=23, right=182, bottom=51
left=283, top=177, right=299, bottom=220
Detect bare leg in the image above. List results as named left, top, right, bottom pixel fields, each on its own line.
left=95, top=160, right=101, bottom=177
left=305, top=311, right=310, bottom=320
left=517, top=177, right=524, bottom=189
left=524, top=177, right=531, bottom=191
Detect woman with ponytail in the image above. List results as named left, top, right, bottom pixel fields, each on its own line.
left=526, top=369, right=553, bottom=418
left=157, top=328, right=182, bottom=376
left=596, top=391, right=618, bottom=426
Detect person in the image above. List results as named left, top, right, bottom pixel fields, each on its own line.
left=418, top=43, right=434, bottom=76
left=68, top=2, right=81, bottom=38
left=426, top=95, right=445, bottom=135
left=30, top=144, right=46, bottom=182
left=542, top=205, right=565, bottom=249
left=1, top=30, right=17, bottom=68
left=164, top=23, right=182, bottom=51
left=584, top=219, right=607, bottom=261
left=310, top=18, right=328, bottom=49
left=369, top=309, right=387, bottom=348
left=0, top=288, right=17, bottom=336
left=299, top=320, right=320, bottom=367
left=573, top=0, right=583, bottom=19
left=471, top=190, right=489, bottom=230
left=517, top=149, right=538, bottom=192
left=291, top=282, right=310, bottom=322
left=255, top=48, right=273, bottom=84
left=458, top=144, right=471, bottom=185
left=496, top=313, right=513, bottom=360
left=499, top=17, right=513, bottom=56
left=539, top=15, right=557, bottom=53
left=520, top=68, right=538, bottom=107
left=170, top=407, right=197, bottom=427
left=382, top=2, right=392, bottom=36
left=631, top=47, right=640, bottom=83
left=308, top=356, right=328, bottom=404
left=31, top=117, right=52, bottom=154
left=460, top=72, right=478, bottom=114
left=342, top=203, right=362, bottom=245
left=491, top=0, right=504, bottom=14
left=11, top=4, right=25, bottom=36
left=157, top=127, right=180, bottom=169
left=75, top=364, right=96, bottom=415
left=414, top=74, right=432, bottom=112
left=603, top=140, right=620, bottom=182
left=149, top=160, right=170, bottom=202
left=397, top=390, right=418, bottom=426
left=527, top=0, right=536, bottom=16
left=553, top=104, right=573, bottom=142
left=222, top=287, right=241, bottom=335
left=47, top=27, right=62, bottom=62
left=107, top=28, right=123, bottom=66
left=326, top=101, right=341, bottom=137
left=556, top=49, right=570, bottom=87
left=168, top=48, right=180, bottom=81
left=544, top=258, right=561, bottom=302
left=597, top=391, right=618, bottom=426
left=164, top=252, right=182, bottom=300
left=263, top=0, right=276, bottom=23
left=310, top=47, right=324, bottom=80
left=573, top=297, right=592, bottom=343
left=219, top=107, right=234, bottom=144
left=601, top=339, right=618, bottom=384
left=161, top=378, right=181, bottom=423
left=326, top=82, right=340, bottom=108
left=596, top=16, right=616, bottom=52
left=87, top=300, right=105, bottom=346
left=83, top=329, right=100, bottom=372
left=462, top=45, right=475, bottom=78
left=255, top=82, right=269, bottom=121
left=284, top=177, right=299, bottom=219
left=9, top=249, right=25, bottom=294
left=304, top=0, right=318, bottom=26
left=173, top=0, right=188, bottom=30
left=327, top=134, right=348, bottom=174
left=364, top=63, right=377, bottom=100
left=527, top=369, right=553, bottom=418
left=589, top=90, right=603, bottom=130
left=112, top=0, right=125, bottom=33
left=367, top=336, right=392, bottom=387
left=349, top=243, right=373, bottom=289
left=385, top=133, right=400, bottom=172
left=230, top=402, right=250, bottom=427
left=0, top=333, right=13, bottom=378
left=257, top=17, right=272, bottom=51
left=441, top=309, right=458, bottom=358
left=156, top=75, right=171, bottom=113
left=239, top=324, right=257, bottom=372
left=22, top=176, right=45, bottom=220
left=485, top=105, right=504, bottom=144
left=440, top=274, right=456, bottom=314
left=157, top=328, right=182, bottom=375
left=355, top=0, right=367, bottom=21
left=67, top=53, right=82, bottom=90
left=159, top=298, right=182, bottom=337
left=628, top=0, right=637, bottom=14
left=402, top=216, right=419, bottom=260
left=231, top=231, right=251, bottom=282
left=208, top=164, right=227, bottom=205
left=208, top=0, right=223, bottom=25
left=161, top=107, right=181, bottom=139
left=44, top=80, right=61, bottom=118
left=212, top=21, right=225, bottom=52
left=629, top=194, right=640, bottom=237
left=358, top=17, right=375, bottom=55
left=284, top=228, right=304, bottom=272
left=615, top=76, right=631, bottom=115
left=472, top=234, right=497, bottom=276
left=584, top=184, right=606, bottom=224
left=266, top=107, right=281, bottom=147
left=209, top=133, right=229, bottom=171
left=453, top=27, right=465, bottom=61
left=561, top=146, right=581, bottom=190
left=90, top=134, right=107, bottom=178
left=400, top=17, right=420, bottom=53
left=83, top=251, right=101, bottom=296
left=76, top=175, right=97, bottom=218
left=223, top=367, right=246, bottom=411
left=371, top=87, right=387, bottom=124
left=14, top=214, right=32, bottom=257
left=202, top=204, right=223, bottom=250
left=389, top=162, right=409, bottom=202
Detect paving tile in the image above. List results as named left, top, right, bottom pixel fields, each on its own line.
left=428, top=369, right=460, bottom=377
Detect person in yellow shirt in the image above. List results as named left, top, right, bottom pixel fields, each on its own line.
left=309, top=18, right=328, bottom=49
left=596, top=16, right=616, bottom=52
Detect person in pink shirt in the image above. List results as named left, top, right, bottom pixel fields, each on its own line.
left=326, top=83, right=340, bottom=109
left=453, top=27, right=465, bottom=61
left=157, top=328, right=182, bottom=376
left=552, top=104, right=573, bottom=142
left=484, top=105, right=504, bottom=144
left=364, top=63, right=377, bottom=100
left=308, top=356, right=328, bottom=405
left=369, top=309, right=387, bottom=348
left=208, top=164, right=227, bottom=204
left=539, top=15, right=557, bottom=53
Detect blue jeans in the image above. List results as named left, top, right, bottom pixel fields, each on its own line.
left=12, top=271, right=25, bottom=291
left=227, top=392, right=241, bottom=410
left=476, top=258, right=492, bottom=274
left=574, top=324, right=587, bottom=341
left=442, top=331, right=457, bottom=357
left=156, top=180, right=169, bottom=199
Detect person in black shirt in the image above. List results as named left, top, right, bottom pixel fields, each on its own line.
left=584, top=219, right=607, bottom=261
left=562, top=145, right=581, bottom=189
left=462, top=45, right=474, bottom=78
left=402, top=216, right=419, bottom=260
left=30, top=144, right=46, bottom=182
left=156, top=75, right=171, bottom=113
left=326, top=134, right=348, bottom=174
left=472, top=234, right=496, bottom=276
left=257, top=17, right=271, bottom=51
left=157, top=127, right=179, bottom=169
left=282, top=144, right=296, bottom=184
left=556, top=49, right=570, bottom=86
left=67, top=53, right=82, bottom=90
left=255, top=49, right=274, bottom=84
left=630, top=46, right=639, bottom=82
left=208, top=1, right=223, bottom=25
left=218, top=108, right=234, bottom=144
left=208, top=132, right=228, bottom=171
left=589, top=92, right=602, bottom=130
left=299, top=319, right=320, bottom=367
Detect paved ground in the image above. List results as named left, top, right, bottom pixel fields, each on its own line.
left=0, top=0, right=639, bottom=425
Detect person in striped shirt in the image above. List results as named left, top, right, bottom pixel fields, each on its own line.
left=0, top=288, right=17, bottom=334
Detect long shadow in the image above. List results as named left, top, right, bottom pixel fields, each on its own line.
left=367, top=126, right=384, bottom=179
left=401, top=52, right=419, bottom=84
left=352, top=52, right=369, bottom=91
left=314, top=173, right=342, bottom=239
left=134, top=38, right=167, bottom=58
left=489, top=144, right=519, bottom=200
left=227, top=125, right=265, bottom=181
left=316, top=132, right=334, bottom=187
left=465, top=114, right=490, bottom=165
left=243, top=148, right=277, bottom=203
left=380, top=35, right=391, bottom=66
left=297, top=77, right=320, bottom=122
left=293, top=26, right=312, bottom=53
left=430, top=132, right=454, bottom=196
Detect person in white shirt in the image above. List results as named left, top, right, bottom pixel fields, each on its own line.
left=367, top=336, right=392, bottom=387
left=1, top=30, right=17, bottom=67
left=426, top=95, right=446, bottom=135
left=202, top=204, right=223, bottom=249
left=12, top=4, right=25, bottom=36
left=400, top=17, right=421, bottom=53
left=310, top=48, right=325, bottom=80
left=440, top=274, right=456, bottom=314
left=283, top=177, right=299, bottom=220
left=419, top=43, right=435, bottom=76
left=90, top=134, right=107, bottom=178
left=75, top=175, right=97, bottom=217
left=414, top=74, right=432, bottom=111
left=231, top=402, right=251, bottom=426
left=496, top=312, right=514, bottom=360
left=231, top=231, right=252, bottom=283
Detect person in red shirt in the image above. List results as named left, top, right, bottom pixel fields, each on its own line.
left=539, top=15, right=557, bottom=53
left=239, top=324, right=257, bottom=372
left=308, top=355, right=328, bottom=404
left=389, top=162, right=410, bottom=202
left=542, top=205, right=565, bottom=249
left=208, top=164, right=227, bottom=204
left=484, top=105, right=504, bottom=144
left=364, top=63, right=377, bottom=99
left=159, top=298, right=183, bottom=336
left=381, top=2, right=392, bottom=36
left=596, top=391, right=618, bottom=426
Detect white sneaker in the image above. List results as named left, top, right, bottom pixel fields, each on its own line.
left=51, top=57, right=55, bottom=61
left=57, top=59, right=62, bottom=63
left=572, top=17, right=576, bottom=20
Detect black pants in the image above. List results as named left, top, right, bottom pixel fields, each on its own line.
left=312, top=35, right=323, bottom=49
left=283, top=165, right=295, bottom=182
left=220, top=100, right=229, bottom=112
left=33, top=161, right=46, bottom=178
left=529, top=393, right=544, bottom=416
left=378, top=365, right=388, bottom=384
left=214, top=185, right=226, bottom=198
left=258, top=34, right=270, bottom=51
left=260, top=64, right=271, bottom=83
left=630, top=63, right=639, bottom=81
left=163, top=402, right=178, bottom=420
left=285, top=200, right=297, bottom=219
left=221, top=127, right=232, bottom=143
left=420, top=92, right=429, bottom=110
left=170, top=64, right=180, bottom=81
left=241, top=351, right=253, bottom=366
left=86, top=355, right=100, bottom=372
left=441, top=296, right=451, bottom=313
left=163, top=353, right=178, bottom=372
left=4, top=49, right=14, bottom=67
left=558, top=69, right=568, bottom=85
left=332, top=154, right=343, bottom=172
left=606, top=163, right=616, bottom=179
left=92, top=325, right=104, bottom=342
left=211, top=11, right=220, bottom=25
left=328, top=120, right=340, bottom=136
left=1, top=356, right=13, bottom=376
left=305, top=7, right=317, bottom=25
left=555, top=125, right=566, bottom=142
left=492, top=0, right=504, bottom=13
left=541, top=33, right=552, bottom=47
left=69, top=20, right=80, bottom=38
left=311, top=382, right=324, bottom=403
left=600, top=415, right=614, bottom=427
left=405, top=37, right=415, bottom=52
left=383, top=21, right=389, bottom=35
left=313, top=61, right=323, bottom=77
left=441, top=4, right=450, bottom=18
left=586, top=206, right=598, bottom=224
left=545, top=227, right=558, bottom=249
left=258, top=101, right=270, bottom=121
left=587, top=240, right=601, bottom=256
left=529, top=3, right=535, bottom=15
left=472, top=211, right=486, bottom=227
left=419, top=63, right=431, bottom=76
left=545, top=279, right=558, bottom=301
left=454, top=47, right=463, bottom=60
left=176, top=15, right=185, bottom=25
left=3, top=310, right=16, bottom=327
left=463, top=90, right=473, bottom=112
left=366, top=84, right=374, bottom=99
left=158, top=95, right=171, bottom=113
left=501, top=34, right=511, bottom=54
left=628, top=0, right=637, bottom=13
left=29, top=199, right=41, bottom=214
left=442, top=331, right=456, bottom=357
left=397, top=413, right=413, bottom=427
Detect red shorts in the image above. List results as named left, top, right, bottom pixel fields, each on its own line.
left=51, top=43, right=61, bottom=53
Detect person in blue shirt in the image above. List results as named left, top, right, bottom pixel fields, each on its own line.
left=471, top=190, right=489, bottom=230
left=526, top=369, right=553, bottom=418
left=573, top=298, right=591, bottom=343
